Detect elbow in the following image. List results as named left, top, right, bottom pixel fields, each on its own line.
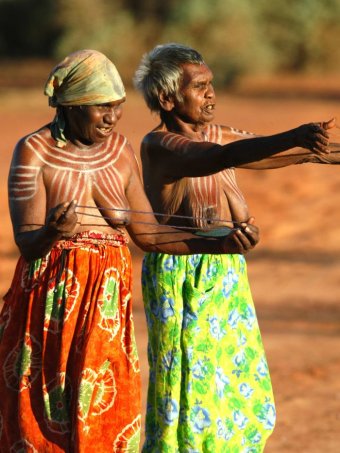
left=15, top=238, right=44, bottom=262
left=132, top=237, right=157, bottom=253
left=17, top=245, right=40, bottom=262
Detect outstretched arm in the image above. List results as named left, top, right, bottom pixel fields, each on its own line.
left=144, top=120, right=332, bottom=180
left=235, top=119, right=340, bottom=169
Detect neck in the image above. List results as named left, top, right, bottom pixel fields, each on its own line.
left=160, top=112, right=208, bottom=141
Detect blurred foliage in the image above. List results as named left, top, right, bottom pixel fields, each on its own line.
left=0, top=0, right=340, bottom=87
left=0, top=0, right=60, bottom=57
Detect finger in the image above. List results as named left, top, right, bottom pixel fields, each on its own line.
left=312, top=134, right=329, bottom=147
left=50, top=202, right=70, bottom=220
left=316, top=128, right=330, bottom=139
left=240, top=217, right=255, bottom=228
left=55, top=202, right=78, bottom=227
left=233, top=229, right=253, bottom=251
left=311, top=143, right=330, bottom=154
left=243, top=223, right=259, bottom=234
left=242, top=228, right=259, bottom=246
left=312, top=147, right=329, bottom=155
left=310, top=125, right=329, bottom=142
left=322, top=118, right=336, bottom=130
left=307, top=138, right=329, bottom=153
left=63, top=199, right=78, bottom=215
left=238, top=223, right=259, bottom=245
left=228, top=234, right=245, bottom=254
left=311, top=123, right=322, bottom=132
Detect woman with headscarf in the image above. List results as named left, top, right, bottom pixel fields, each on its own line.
left=0, top=49, right=331, bottom=452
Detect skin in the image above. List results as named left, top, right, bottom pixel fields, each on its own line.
left=141, top=62, right=339, bottom=232
left=8, top=96, right=258, bottom=261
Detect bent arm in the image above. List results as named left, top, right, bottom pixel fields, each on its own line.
left=15, top=228, right=63, bottom=261
left=8, top=140, right=77, bottom=260
left=13, top=202, right=78, bottom=261
left=125, top=147, right=258, bottom=255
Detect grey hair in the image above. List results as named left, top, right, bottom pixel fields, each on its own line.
left=133, top=43, right=205, bottom=113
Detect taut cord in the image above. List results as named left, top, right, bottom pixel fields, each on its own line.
left=75, top=204, right=241, bottom=227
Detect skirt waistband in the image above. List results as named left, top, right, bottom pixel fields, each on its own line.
left=54, top=230, right=128, bottom=249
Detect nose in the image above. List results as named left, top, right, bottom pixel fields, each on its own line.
left=206, top=83, right=215, bottom=99
left=103, top=108, right=117, bottom=125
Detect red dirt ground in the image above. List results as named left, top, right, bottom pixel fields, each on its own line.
left=1, top=84, right=340, bottom=452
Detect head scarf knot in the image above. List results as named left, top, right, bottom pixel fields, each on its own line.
left=44, top=49, right=125, bottom=147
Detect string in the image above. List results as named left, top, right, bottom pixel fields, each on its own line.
left=74, top=220, right=210, bottom=231
left=75, top=204, right=240, bottom=225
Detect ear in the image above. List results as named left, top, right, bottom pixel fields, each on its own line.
left=158, top=91, right=175, bottom=112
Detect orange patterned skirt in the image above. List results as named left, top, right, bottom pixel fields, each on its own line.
left=0, top=232, right=141, bottom=452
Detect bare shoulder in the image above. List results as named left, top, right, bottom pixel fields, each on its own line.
left=142, top=130, right=192, bottom=155
left=114, top=132, right=136, bottom=157
left=207, top=124, right=257, bottom=144
left=12, top=125, right=51, bottom=166
left=142, top=129, right=171, bottom=146
left=113, top=132, right=140, bottom=170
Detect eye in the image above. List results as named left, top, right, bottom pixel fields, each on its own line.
left=97, top=104, right=122, bottom=112
left=193, top=82, right=206, bottom=89
left=97, top=104, right=110, bottom=111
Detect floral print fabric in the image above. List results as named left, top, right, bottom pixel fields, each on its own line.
left=0, top=232, right=141, bottom=452
left=142, top=253, right=275, bottom=452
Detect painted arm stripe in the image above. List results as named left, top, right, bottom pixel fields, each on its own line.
left=9, top=166, right=39, bottom=200
left=161, top=133, right=189, bottom=150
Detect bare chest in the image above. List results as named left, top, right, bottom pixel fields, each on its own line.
left=26, top=132, right=129, bottom=211
left=183, top=169, right=249, bottom=226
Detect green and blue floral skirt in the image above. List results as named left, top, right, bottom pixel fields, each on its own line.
left=141, top=253, right=275, bottom=453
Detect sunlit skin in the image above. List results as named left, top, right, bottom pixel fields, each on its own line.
left=9, top=100, right=133, bottom=238
left=137, top=52, right=340, bottom=453
left=8, top=94, right=262, bottom=261
left=64, top=100, right=125, bottom=146
left=171, top=63, right=216, bottom=127
left=141, top=62, right=338, bottom=237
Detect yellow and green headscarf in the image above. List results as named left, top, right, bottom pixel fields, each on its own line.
left=44, top=49, right=125, bottom=147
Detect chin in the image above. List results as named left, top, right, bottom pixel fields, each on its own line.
left=200, top=115, right=214, bottom=124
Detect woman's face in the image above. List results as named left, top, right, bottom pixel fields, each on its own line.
left=65, top=98, right=125, bottom=145
left=173, top=63, right=215, bottom=125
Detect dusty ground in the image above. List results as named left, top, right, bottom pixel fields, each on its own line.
left=1, top=81, right=340, bottom=452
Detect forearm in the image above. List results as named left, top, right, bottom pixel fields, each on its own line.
left=313, top=141, right=340, bottom=164
left=128, top=223, right=224, bottom=254
left=162, top=130, right=302, bottom=176
left=222, top=130, right=298, bottom=167
left=15, top=226, right=63, bottom=261
left=129, top=223, right=255, bottom=256
left=239, top=141, right=340, bottom=169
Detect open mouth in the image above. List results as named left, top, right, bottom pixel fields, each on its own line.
left=97, top=126, right=113, bottom=136
left=203, top=104, right=215, bottom=113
